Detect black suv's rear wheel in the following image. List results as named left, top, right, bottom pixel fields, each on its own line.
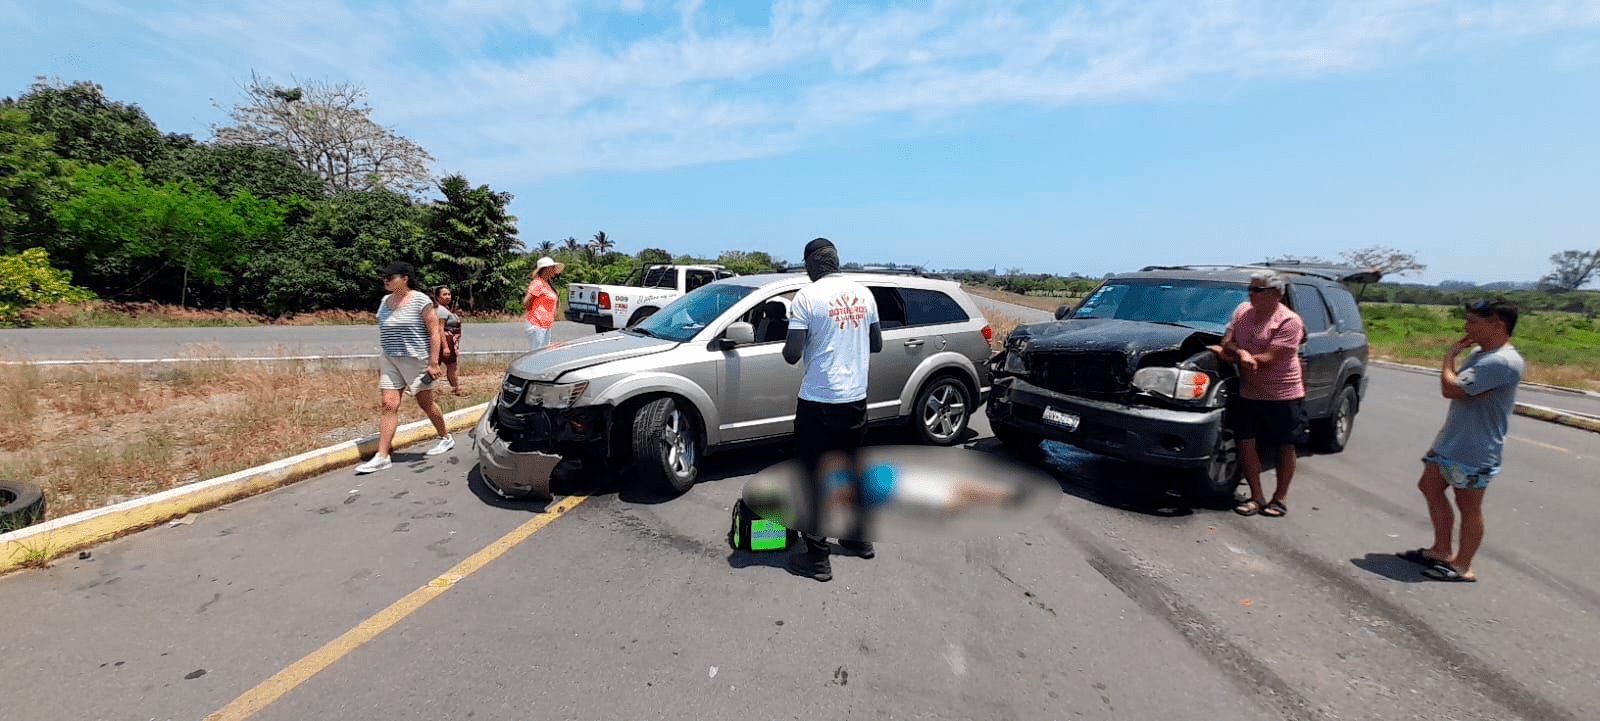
left=991, top=419, right=1044, bottom=460
left=1312, top=383, right=1358, bottom=453
left=631, top=397, right=700, bottom=494
left=1188, top=427, right=1240, bottom=500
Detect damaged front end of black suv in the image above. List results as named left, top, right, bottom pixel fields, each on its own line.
left=986, top=318, right=1242, bottom=496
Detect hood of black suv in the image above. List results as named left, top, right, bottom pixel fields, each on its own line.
left=1011, top=318, right=1220, bottom=356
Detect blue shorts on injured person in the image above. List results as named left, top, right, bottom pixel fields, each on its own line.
left=1423, top=450, right=1498, bottom=490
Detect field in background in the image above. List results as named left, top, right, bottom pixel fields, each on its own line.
left=0, top=357, right=506, bottom=521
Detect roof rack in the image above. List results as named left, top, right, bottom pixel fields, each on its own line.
left=1135, top=263, right=1383, bottom=284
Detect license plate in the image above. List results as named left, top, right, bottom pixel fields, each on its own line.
left=1042, top=407, right=1080, bottom=432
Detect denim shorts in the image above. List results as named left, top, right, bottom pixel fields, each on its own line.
left=1423, top=450, right=1498, bottom=490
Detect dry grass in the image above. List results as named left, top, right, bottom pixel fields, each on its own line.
left=964, top=285, right=1075, bottom=314
left=981, top=310, right=1031, bottom=350
left=0, top=358, right=508, bottom=520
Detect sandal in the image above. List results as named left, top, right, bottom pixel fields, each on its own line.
left=1234, top=499, right=1265, bottom=516
left=1422, top=561, right=1477, bottom=583
left=1397, top=548, right=1447, bottom=567
left=1261, top=500, right=1288, bottom=517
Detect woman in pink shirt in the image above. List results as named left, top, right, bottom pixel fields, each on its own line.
left=523, top=256, right=563, bottom=351
left=1215, top=272, right=1307, bottom=518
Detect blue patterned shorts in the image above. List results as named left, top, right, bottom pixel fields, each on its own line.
left=1423, top=450, right=1498, bottom=490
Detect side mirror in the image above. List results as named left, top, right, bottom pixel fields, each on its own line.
left=1054, top=303, right=1073, bottom=320
left=721, top=322, right=755, bottom=349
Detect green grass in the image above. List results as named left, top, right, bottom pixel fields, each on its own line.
left=1361, top=303, right=1600, bottom=390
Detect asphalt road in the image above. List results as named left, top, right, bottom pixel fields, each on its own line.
left=2, top=303, right=1598, bottom=720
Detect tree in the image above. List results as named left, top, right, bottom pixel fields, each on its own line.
left=561, top=236, right=582, bottom=254
left=0, top=247, right=95, bottom=320
left=637, top=247, right=672, bottom=265
left=51, top=160, right=287, bottom=304
left=148, top=143, right=325, bottom=202
left=589, top=230, right=614, bottom=257
left=1539, top=249, right=1600, bottom=291
left=424, top=174, right=520, bottom=310
left=2, top=78, right=168, bottom=167
left=1339, top=245, right=1426, bottom=278
left=534, top=240, right=557, bottom=256
left=214, top=73, right=434, bottom=196
left=718, top=250, right=775, bottom=275
left=242, top=189, right=427, bottom=313
left=0, top=107, right=64, bottom=252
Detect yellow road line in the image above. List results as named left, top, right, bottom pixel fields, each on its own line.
left=205, top=495, right=588, bottom=721
left=1509, top=435, right=1569, bottom=453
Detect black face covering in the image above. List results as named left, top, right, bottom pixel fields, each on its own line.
left=804, top=238, right=840, bottom=281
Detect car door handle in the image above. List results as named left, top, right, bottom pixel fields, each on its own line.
left=904, top=339, right=925, bottom=348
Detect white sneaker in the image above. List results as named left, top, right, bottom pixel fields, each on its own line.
left=426, top=435, right=456, bottom=456
left=355, top=454, right=392, bottom=474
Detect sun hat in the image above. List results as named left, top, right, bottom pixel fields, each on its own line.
left=534, top=256, right=565, bottom=275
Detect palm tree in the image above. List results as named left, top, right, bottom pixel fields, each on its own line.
left=590, top=231, right=615, bottom=258
left=535, top=240, right=557, bottom=256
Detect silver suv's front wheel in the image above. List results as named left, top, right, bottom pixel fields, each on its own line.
left=910, top=376, right=972, bottom=446
left=631, top=397, right=700, bottom=494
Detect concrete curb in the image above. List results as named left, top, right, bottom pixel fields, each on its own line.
left=1514, top=403, right=1600, bottom=435
left=0, top=403, right=491, bottom=574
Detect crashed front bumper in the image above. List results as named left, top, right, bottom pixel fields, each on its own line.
left=470, top=403, right=610, bottom=501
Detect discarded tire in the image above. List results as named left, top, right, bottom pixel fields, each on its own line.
left=0, top=480, right=46, bottom=532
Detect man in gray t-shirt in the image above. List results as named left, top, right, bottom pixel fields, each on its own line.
left=1398, top=300, right=1524, bottom=583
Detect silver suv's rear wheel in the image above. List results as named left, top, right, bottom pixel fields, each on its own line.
left=910, top=376, right=971, bottom=446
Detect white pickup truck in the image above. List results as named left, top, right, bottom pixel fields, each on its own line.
left=565, top=264, right=739, bottom=331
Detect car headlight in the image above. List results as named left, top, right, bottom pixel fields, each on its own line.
left=1002, top=338, right=1030, bottom=374
left=519, top=381, right=590, bottom=409
left=1132, top=367, right=1211, bottom=402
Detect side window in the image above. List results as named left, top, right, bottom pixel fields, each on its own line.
left=716, top=270, right=736, bottom=280
left=743, top=291, right=796, bottom=344
left=1290, top=284, right=1331, bottom=334
left=868, top=286, right=908, bottom=329
left=902, top=288, right=970, bottom=327
left=686, top=270, right=714, bottom=291
left=1324, top=286, right=1364, bottom=332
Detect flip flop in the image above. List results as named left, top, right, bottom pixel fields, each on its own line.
left=1261, top=500, right=1287, bottom=517
left=1397, top=548, right=1447, bottom=566
left=1422, top=562, right=1477, bottom=583
left=1234, top=499, right=1265, bottom=516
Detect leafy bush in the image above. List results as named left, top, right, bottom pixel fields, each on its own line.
left=0, top=248, right=96, bottom=321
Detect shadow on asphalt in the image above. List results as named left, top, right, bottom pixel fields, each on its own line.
left=1350, top=552, right=1430, bottom=584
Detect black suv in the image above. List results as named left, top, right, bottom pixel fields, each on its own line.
left=985, top=262, right=1381, bottom=499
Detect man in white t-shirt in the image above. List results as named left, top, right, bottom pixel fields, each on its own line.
left=782, top=237, right=883, bottom=582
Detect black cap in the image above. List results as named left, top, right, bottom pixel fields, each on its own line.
left=803, top=237, right=835, bottom=259
left=380, top=261, right=416, bottom=279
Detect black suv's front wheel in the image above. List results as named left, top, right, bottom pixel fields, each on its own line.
left=1188, top=427, right=1241, bottom=500
left=991, top=419, right=1045, bottom=461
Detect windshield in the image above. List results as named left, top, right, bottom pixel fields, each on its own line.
left=629, top=283, right=754, bottom=342
left=1069, top=280, right=1248, bottom=334
left=639, top=267, right=677, bottom=289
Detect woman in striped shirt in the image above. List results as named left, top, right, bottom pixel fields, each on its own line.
left=356, top=261, right=456, bottom=475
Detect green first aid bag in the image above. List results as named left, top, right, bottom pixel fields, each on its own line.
left=727, top=499, right=797, bottom=552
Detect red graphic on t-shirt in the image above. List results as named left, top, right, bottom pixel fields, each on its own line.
left=828, top=293, right=868, bottom=329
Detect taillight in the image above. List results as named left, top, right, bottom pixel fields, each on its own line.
left=981, top=325, right=993, bottom=343
left=598, top=291, right=611, bottom=310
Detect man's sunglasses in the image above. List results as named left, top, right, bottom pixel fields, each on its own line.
left=1248, top=286, right=1278, bottom=294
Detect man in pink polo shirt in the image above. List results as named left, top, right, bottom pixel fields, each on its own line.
left=1216, top=271, right=1307, bottom=518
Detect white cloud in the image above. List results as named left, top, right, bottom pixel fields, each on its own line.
left=72, top=0, right=1600, bottom=179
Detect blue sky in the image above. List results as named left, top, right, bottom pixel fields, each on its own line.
left=4, top=1, right=1599, bottom=284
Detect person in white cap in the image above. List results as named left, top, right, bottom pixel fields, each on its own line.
left=523, top=256, right=564, bottom=350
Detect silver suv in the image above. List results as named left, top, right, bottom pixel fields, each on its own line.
left=471, top=272, right=996, bottom=500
